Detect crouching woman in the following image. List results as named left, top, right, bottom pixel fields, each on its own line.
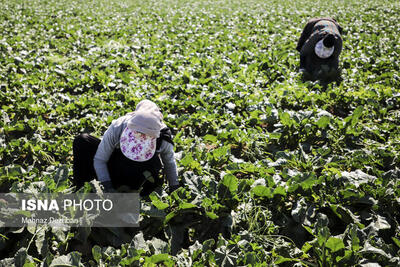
left=296, top=17, right=343, bottom=82
left=72, top=100, right=179, bottom=196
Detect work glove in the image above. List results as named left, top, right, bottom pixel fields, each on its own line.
left=169, top=184, right=181, bottom=194
left=100, top=181, right=114, bottom=193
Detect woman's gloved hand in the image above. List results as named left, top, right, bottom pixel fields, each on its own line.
left=101, top=181, right=114, bottom=192
left=169, top=184, right=181, bottom=194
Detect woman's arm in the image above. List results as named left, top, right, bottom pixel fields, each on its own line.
left=93, top=119, right=125, bottom=182
left=297, top=19, right=318, bottom=51
left=159, top=140, right=179, bottom=186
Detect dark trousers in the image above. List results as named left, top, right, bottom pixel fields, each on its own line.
left=72, top=133, right=100, bottom=188
left=72, top=133, right=162, bottom=195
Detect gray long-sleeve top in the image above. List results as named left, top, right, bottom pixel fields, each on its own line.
left=93, top=114, right=178, bottom=186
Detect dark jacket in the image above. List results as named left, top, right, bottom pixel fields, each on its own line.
left=297, top=17, right=343, bottom=80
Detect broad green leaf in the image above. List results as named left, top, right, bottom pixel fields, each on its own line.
left=360, top=243, right=390, bottom=258
left=221, top=174, right=238, bottom=193
left=35, top=226, right=47, bottom=256
left=149, top=238, right=168, bottom=254
left=392, top=237, right=400, bottom=249
left=353, top=106, right=364, bottom=118
left=350, top=106, right=363, bottom=127
left=330, top=204, right=360, bottom=224
left=373, top=215, right=391, bottom=230
left=317, top=227, right=330, bottom=247
left=349, top=224, right=361, bottom=251
left=280, top=112, right=291, bottom=126
left=325, top=237, right=345, bottom=252
left=132, top=232, right=148, bottom=251
left=92, top=245, right=102, bottom=263
left=151, top=200, right=169, bottom=210
left=300, top=176, right=318, bottom=190
left=148, top=253, right=173, bottom=264
left=149, top=193, right=169, bottom=210
left=273, top=186, right=286, bottom=197
left=206, top=211, right=219, bottom=219
left=301, top=242, right=312, bottom=253
left=341, top=170, right=376, bottom=188
left=316, top=116, right=330, bottom=128
left=204, top=135, right=218, bottom=142
left=49, top=252, right=83, bottom=267
left=54, top=165, right=68, bottom=183
left=252, top=186, right=272, bottom=198
left=213, top=146, right=230, bottom=159
left=179, top=202, right=197, bottom=209
left=180, top=154, right=194, bottom=167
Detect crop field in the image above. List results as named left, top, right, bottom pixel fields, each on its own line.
left=1, top=0, right=400, bottom=265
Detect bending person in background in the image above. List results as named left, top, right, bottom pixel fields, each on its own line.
left=72, top=100, right=180, bottom=196
left=296, top=17, right=343, bottom=82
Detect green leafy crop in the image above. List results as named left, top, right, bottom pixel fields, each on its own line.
left=1, top=0, right=400, bottom=265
